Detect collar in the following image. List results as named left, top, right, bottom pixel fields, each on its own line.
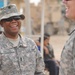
left=0, top=33, right=27, bottom=49
left=18, top=34, right=27, bottom=48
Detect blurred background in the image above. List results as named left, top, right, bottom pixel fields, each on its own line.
left=0, top=0, right=75, bottom=60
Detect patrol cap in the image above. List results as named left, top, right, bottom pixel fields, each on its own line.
left=0, top=4, right=25, bottom=21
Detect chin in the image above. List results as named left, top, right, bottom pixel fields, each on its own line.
left=66, top=14, right=74, bottom=19
left=67, top=16, right=75, bottom=20
left=66, top=12, right=75, bottom=19
left=11, top=31, right=18, bottom=34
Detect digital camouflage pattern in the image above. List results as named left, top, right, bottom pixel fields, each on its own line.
left=0, top=33, right=45, bottom=75
left=0, top=4, right=25, bottom=21
left=59, top=29, right=75, bottom=75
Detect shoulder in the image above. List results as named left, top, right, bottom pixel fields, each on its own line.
left=25, top=37, right=35, bottom=44
left=23, top=37, right=37, bottom=49
left=20, top=34, right=35, bottom=44
left=69, top=28, right=75, bottom=36
left=47, top=44, right=53, bottom=50
left=24, top=37, right=41, bottom=54
left=66, top=29, right=75, bottom=45
left=0, top=33, right=5, bottom=41
left=61, top=30, right=75, bottom=57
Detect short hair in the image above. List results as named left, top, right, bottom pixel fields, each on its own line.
left=44, top=33, right=50, bottom=38
left=38, top=33, right=50, bottom=42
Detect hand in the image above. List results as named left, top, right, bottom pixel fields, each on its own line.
left=44, top=46, right=49, bottom=54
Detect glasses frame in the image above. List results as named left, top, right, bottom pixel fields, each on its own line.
left=1, top=16, right=21, bottom=22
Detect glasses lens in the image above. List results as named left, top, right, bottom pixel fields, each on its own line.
left=13, top=16, right=21, bottom=20
left=2, top=16, right=21, bottom=22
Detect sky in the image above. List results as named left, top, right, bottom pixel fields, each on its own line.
left=30, top=0, right=41, bottom=6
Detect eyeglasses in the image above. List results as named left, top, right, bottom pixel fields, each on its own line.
left=2, top=16, right=21, bottom=22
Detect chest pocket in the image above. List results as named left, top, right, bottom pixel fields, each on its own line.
left=0, top=48, right=19, bottom=69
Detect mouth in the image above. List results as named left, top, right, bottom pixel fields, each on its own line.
left=10, top=24, right=19, bottom=30
left=66, top=7, right=68, bottom=12
left=65, top=5, right=69, bottom=12
left=11, top=24, right=18, bottom=28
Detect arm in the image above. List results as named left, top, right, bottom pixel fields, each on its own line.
left=35, top=46, right=45, bottom=75
left=44, top=45, right=55, bottom=59
left=44, top=46, right=49, bottom=54
left=48, top=44, right=55, bottom=58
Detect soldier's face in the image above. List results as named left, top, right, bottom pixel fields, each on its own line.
left=1, top=16, right=21, bottom=37
left=44, top=37, right=50, bottom=46
left=63, top=0, right=75, bottom=20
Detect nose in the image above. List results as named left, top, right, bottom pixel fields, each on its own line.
left=11, top=19, right=17, bottom=22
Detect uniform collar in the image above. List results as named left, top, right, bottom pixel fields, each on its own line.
left=18, top=34, right=27, bottom=48
left=0, top=33, right=27, bottom=49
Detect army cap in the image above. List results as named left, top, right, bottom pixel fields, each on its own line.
left=0, top=4, right=25, bottom=21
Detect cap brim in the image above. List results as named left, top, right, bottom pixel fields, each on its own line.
left=0, top=13, right=25, bottom=21
left=20, top=14, right=25, bottom=20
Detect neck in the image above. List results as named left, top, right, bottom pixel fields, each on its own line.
left=4, top=32, right=19, bottom=39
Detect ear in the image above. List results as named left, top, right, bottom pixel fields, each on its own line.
left=0, top=21, right=4, bottom=27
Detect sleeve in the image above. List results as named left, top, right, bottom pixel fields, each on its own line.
left=47, top=44, right=55, bottom=58
left=49, top=44, right=55, bottom=58
left=59, top=38, right=75, bottom=75
left=34, top=45, right=45, bottom=75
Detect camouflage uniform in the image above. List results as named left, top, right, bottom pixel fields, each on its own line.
left=59, top=29, right=75, bottom=75
left=0, top=33, right=45, bottom=75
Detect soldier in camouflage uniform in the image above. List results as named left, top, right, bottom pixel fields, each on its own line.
left=0, top=4, right=45, bottom=75
left=59, top=0, right=75, bottom=75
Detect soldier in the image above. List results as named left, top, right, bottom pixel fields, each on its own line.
left=59, top=0, right=75, bottom=75
left=0, top=4, right=45, bottom=75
